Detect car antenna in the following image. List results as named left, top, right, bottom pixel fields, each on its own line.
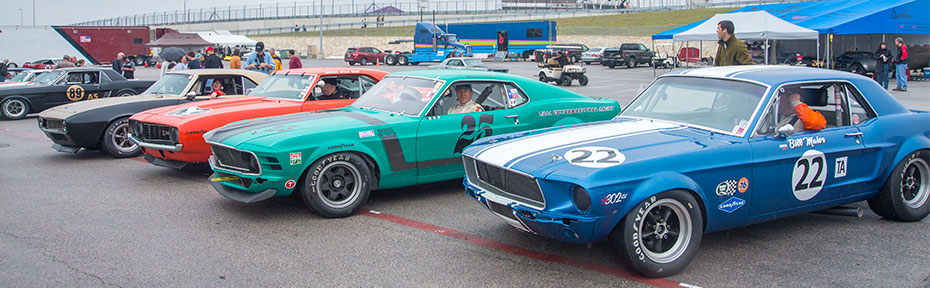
left=403, top=74, right=408, bottom=80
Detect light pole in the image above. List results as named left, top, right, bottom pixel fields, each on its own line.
left=184, top=0, right=189, bottom=23
left=32, top=0, right=36, bottom=25
left=18, top=9, right=23, bottom=26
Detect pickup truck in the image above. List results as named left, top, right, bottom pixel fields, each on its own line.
left=601, top=43, right=656, bottom=69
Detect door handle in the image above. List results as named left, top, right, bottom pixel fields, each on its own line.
left=505, top=115, right=518, bottom=119
left=844, top=132, right=863, bottom=137
left=505, top=115, right=519, bottom=125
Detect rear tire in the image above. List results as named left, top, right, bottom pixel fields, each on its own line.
left=850, top=63, right=865, bottom=75
left=360, top=58, right=368, bottom=66
left=347, top=61, right=356, bottom=66
left=385, top=55, right=397, bottom=65
left=397, top=55, right=409, bottom=65
left=300, top=153, right=374, bottom=218
left=867, top=150, right=930, bottom=221
left=102, top=117, right=140, bottom=158
left=1, top=98, right=29, bottom=120
left=538, top=72, right=548, bottom=82
left=609, top=190, right=703, bottom=278
left=627, top=57, right=636, bottom=68
left=115, top=89, right=136, bottom=97
left=607, top=62, right=616, bottom=69
left=559, top=75, right=572, bottom=86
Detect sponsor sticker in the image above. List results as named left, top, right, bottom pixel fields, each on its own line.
left=718, top=197, right=746, bottom=213
left=602, top=192, right=627, bottom=206
left=80, top=36, right=91, bottom=42
left=786, top=136, right=826, bottom=150
left=563, top=146, right=625, bottom=168
left=738, top=177, right=749, bottom=193
left=731, top=119, right=750, bottom=134
left=852, top=114, right=860, bottom=125
left=716, top=180, right=738, bottom=196
left=358, top=130, right=375, bottom=138
left=290, top=152, right=301, bottom=165
left=835, top=156, right=848, bottom=178
left=284, top=180, right=296, bottom=189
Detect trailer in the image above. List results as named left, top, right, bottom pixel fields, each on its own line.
left=0, top=25, right=155, bottom=67
left=386, top=23, right=472, bottom=66
left=446, top=20, right=557, bottom=59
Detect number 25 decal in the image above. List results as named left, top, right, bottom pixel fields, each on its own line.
left=564, top=146, right=625, bottom=168
left=791, top=149, right=827, bottom=201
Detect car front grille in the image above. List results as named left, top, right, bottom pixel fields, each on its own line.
left=210, top=144, right=260, bottom=174
left=44, top=119, right=64, bottom=130
left=467, top=157, right=545, bottom=207
left=131, top=121, right=177, bottom=145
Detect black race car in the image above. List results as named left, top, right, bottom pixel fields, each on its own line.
left=0, top=67, right=155, bottom=120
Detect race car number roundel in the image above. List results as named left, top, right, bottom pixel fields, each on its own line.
left=564, top=147, right=625, bottom=168
left=791, top=149, right=827, bottom=201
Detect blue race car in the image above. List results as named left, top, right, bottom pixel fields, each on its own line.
left=462, top=66, right=930, bottom=277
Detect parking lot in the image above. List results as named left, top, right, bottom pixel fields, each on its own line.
left=2, top=61, right=929, bottom=287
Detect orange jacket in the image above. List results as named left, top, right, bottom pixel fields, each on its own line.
left=794, top=102, right=826, bottom=131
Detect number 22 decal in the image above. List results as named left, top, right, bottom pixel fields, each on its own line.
left=564, top=147, right=625, bottom=168
left=791, top=149, right=827, bottom=201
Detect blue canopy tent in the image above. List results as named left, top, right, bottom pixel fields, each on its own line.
left=653, top=0, right=929, bottom=66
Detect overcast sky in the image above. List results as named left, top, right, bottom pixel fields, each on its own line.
left=2, top=0, right=478, bottom=26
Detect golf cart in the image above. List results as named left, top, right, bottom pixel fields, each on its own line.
left=535, top=49, right=588, bottom=86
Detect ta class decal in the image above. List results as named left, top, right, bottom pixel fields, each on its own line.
left=792, top=149, right=827, bottom=201
left=834, top=156, right=848, bottom=178
left=290, top=152, right=302, bottom=165
left=602, top=192, right=628, bottom=206
left=718, top=197, right=746, bottom=213
left=284, top=180, right=297, bottom=189
left=715, top=177, right=749, bottom=196
left=563, top=146, right=625, bottom=168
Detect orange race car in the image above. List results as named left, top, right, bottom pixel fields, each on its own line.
left=128, top=67, right=388, bottom=169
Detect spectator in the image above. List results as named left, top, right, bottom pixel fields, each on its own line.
left=208, top=80, right=226, bottom=99
left=76, top=59, right=87, bottom=67
left=70, top=56, right=77, bottom=64
left=714, top=20, right=753, bottom=66
left=302, top=25, right=306, bottom=32
left=893, top=37, right=908, bottom=92
left=160, top=58, right=171, bottom=77
left=112, top=52, right=124, bottom=72
left=202, top=46, right=224, bottom=69
left=188, top=52, right=202, bottom=69
left=121, top=57, right=135, bottom=79
left=229, top=48, right=242, bottom=69
left=174, top=56, right=189, bottom=71
left=269, top=48, right=283, bottom=72
left=294, top=24, right=300, bottom=32
left=288, top=50, right=302, bottom=69
left=0, top=59, right=8, bottom=82
left=244, top=42, right=275, bottom=74
left=55, top=55, right=75, bottom=68
left=874, top=42, right=892, bottom=90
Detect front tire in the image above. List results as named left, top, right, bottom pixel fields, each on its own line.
left=850, top=63, right=865, bottom=75
left=102, top=117, right=140, bottom=158
left=360, top=58, right=368, bottom=66
left=627, top=57, right=636, bottom=68
left=300, top=153, right=373, bottom=218
left=397, top=55, right=409, bottom=65
left=607, top=62, right=616, bottom=69
left=559, top=75, right=572, bottom=86
left=578, top=75, right=589, bottom=86
left=608, top=190, right=703, bottom=278
left=538, top=72, right=548, bottom=82
left=1, top=98, right=30, bottom=120
left=867, top=150, right=930, bottom=221
left=115, top=89, right=136, bottom=97
left=385, top=55, right=397, bottom=65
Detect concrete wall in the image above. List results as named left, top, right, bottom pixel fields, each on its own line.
left=251, top=34, right=719, bottom=60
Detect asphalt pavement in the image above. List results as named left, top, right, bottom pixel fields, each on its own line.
left=1, top=60, right=928, bottom=287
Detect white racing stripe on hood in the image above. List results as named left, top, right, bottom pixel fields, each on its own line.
left=474, top=120, right=679, bottom=168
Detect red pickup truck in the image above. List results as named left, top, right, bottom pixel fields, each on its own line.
left=344, top=47, right=389, bottom=66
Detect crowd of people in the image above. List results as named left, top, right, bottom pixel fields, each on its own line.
left=150, top=41, right=302, bottom=77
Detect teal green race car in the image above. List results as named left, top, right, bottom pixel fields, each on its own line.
left=205, top=70, right=620, bottom=217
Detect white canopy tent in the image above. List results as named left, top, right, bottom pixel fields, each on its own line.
left=672, top=11, right=820, bottom=64
left=191, top=31, right=258, bottom=47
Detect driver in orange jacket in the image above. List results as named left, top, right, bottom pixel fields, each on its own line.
left=778, top=90, right=826, bottom=132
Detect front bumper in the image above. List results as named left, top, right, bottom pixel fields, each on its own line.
left=208, top=160, right=296, bottom=202
left=464, top=179, right=601, bottom=243
left=210, top=173, right=278, bottom=203
left=128, top=133, right=183, bottom=152
left=580, top=56, right=601, bottom=62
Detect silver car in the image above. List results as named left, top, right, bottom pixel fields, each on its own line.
left=580, top=47, right=606, bottom=64
left=427, top=57, right=509, bottom=73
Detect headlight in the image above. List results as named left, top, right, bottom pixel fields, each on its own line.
left=61, top=120, right=67, bottom=133
left=572, top=185, right=591, bottom=212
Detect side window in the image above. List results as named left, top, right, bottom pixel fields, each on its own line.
left=83, top=72, right=100, bottom=84
left=361, top=48, right=372, bottom=53
left=360, top=76, right=377, bottom=94
left=526, top=28, right=542, bottom=38
left=242, top=77, right=258, bottom=94
left=448, top=59, right=463, bottom=66
left=371, top=48, right=381, bottom=53
left=757, top=82, right=848, bottom=136
left=313, top=76, right=362, bottom=99
left=431, top=81, right=502, bottom=116
left=66, top=72, right=83, bottom=84
left=638, top=44, right=647, bottom=51
left=843, top=84, right=875, bottom=125
left=502, top=83, right=528, bottom=108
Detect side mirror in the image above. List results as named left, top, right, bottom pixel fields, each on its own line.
left=185, top=91, right=197, bottom=100
left=777, top=124, right=795, bottom=137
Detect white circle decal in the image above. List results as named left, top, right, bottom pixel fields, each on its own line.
left=791, top=149, right=827, bottom=201
left=564, top=146, right=625, bottom=168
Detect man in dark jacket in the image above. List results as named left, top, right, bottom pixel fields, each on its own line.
left=0, top=59, right=8, bottom=82
left=112, top=52, right=124, bottom=72
left=202, top=46, right=224, bottom=69
left=714, top=20, right=753, bottom=66
left=874, top=42, right=892, bottom=90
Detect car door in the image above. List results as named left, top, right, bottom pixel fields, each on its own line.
left=302, top=75, right=358, bottom=111
left=50, top=71, right=104, bottom=107
left=415, top=81, right=522, bottom=181
left=749, top=82, right=867, bottom=216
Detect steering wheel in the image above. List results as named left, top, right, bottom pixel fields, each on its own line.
left=396, top=87, right=422, bottom=102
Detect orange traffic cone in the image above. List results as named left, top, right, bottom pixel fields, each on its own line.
left=376, top=58, right=380, bottom=66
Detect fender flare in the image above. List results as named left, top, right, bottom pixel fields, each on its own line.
left=302, top=139, right=383, bottom=187
left=886, top=136, right=930, bottom=180
left=607, top=171, right=708, bottom=235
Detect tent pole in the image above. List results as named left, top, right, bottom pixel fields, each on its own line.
left=816, top=35, right=820, bottom=65
left=764, top=38, right=769, bottom=65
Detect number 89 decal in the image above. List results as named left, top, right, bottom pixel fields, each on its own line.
left=792, top=149, right=827, bottom=201
left=564, top=146, right=625, bottom=168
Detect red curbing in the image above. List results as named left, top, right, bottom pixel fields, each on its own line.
left=361, top=210, right=691, bottom=288
left=0, top=127, right=51, bottom=142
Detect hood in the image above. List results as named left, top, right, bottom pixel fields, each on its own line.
left=137, top=96, right=285, bottom=121
left=38, top=94, right=178, bottom=119
left=467, top=118, right=733, bottom=180
left=0, top=82, right=32, bottom=88
left=203, top=107, right=405, bottom=148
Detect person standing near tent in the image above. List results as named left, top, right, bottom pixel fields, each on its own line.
left=714, top=20, right=753, bottom=66
left=874, top=42, right=892, bottom=90
left=229, top=49, right=242, bottom=69
left=892, top=37, right=908, bottom=92
left=245, top=42, right=275, bottom=74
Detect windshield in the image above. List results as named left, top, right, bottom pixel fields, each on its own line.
left=32, top=70, right=64, bottom=85
left=350, top=76, right=443, bottom=116
left=248, top=74, right=315, bottom=100
left=445, top=34, right=458, bottom=42
left=463, top=59, right=484, bottom=66
left=8, top=71, right=32, bottom=82
left=143, top=74, right=192, bottom=96
left=622, top=77, right=767, bottom=135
